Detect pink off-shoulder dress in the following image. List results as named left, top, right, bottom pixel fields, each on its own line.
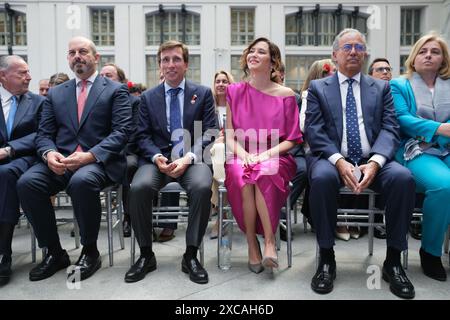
left=224, top=82, right=303, bottom=234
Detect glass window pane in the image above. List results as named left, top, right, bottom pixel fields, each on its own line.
left=230, top=55, right=244, bottom=82
left=285, top=55, right=328, bottom=91
left=231, top=8, right=254, bottom=45
left=91, top=8, right=114, bottom=46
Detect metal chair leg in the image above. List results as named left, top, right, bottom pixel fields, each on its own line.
left=30, top=224, right=36, bottom=263
left=217, top=189, right=224, bottom=268
left=117, top=186, right=125, bottom=250
left=106, top=189, right=114, bottom=266
left=130, top=228, right=136, bottom=266
left=286, top=195, right=292, bottom=268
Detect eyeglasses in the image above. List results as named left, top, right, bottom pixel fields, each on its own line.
left=373, top=67, right=392, bottom=73
left=338, top=43, right=366, bottom=53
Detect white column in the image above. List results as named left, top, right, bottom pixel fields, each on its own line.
left=255, top=4, right=271, bottom=39
left=214, top=4, right=231, bottom=73
left=114, top=4, right=129, bottom=77
left=201, top=4, right=215, bottom=85
left=386, top=5, right=401, bottom=78
left=129, top=4, right=146, bottom=84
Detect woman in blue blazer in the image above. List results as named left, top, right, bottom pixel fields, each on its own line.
left=390, top=32, right=450, bottom=281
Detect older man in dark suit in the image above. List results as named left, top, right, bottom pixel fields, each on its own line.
left=17, top=36, right=132, bottom=282
left=0, top=55, right=44, bottom=286
left=125, top=40, right=216, bottom=284
left=305, top=29, right=416, bottom=299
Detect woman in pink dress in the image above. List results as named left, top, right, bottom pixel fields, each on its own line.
left=225, top=37, right=302, bottom=273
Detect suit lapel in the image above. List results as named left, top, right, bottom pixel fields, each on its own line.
left=155, top=84, right=170, bottom=139
left=65, top=79, right=79, bottom=131
left=183, top=80, right=197, bottom=130
left=11, top=93, right=30, bottom=131
left=359, top=74, right=376, bottom=143
left=323, top=74, right=344, bottom=143
left=0, top=99, right=6, bottom=142
left=79, top=75, right=106, bottom=128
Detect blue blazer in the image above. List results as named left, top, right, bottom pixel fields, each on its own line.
left=304, top=73, right=400, bottom=165
left=0, top=91, right=44, bottom=166
left=390, top=77, right=449, bottom=164
left=137, top=80, right=217, bottom=163
left=36, top=75, right=132, bottom=182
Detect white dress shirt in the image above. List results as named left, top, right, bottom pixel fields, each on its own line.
left=0, top=85, right=15, bottom=125
left=75, top=71, right=98, bottom=98
left=328, top=71, right=386, bottom=168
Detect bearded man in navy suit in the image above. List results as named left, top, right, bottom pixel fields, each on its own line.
left=125, top=40, right=216, bottom=284
left=0, top=55, right=44, bottom=286
left=305, top=29, right=416, bottom=299
left=18, top=36, right=132, bottom=282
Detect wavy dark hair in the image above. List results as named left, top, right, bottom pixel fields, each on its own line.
left=239, top=37, right=282, bottom=83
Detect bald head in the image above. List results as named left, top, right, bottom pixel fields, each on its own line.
left=67, top=36, right=99, bottom=79
left=0, top=55, right=31, bottom=95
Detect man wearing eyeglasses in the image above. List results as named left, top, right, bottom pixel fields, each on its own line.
left=368, top=58, right=393, bottom=81
left=304, top=28, right=416, bottom=299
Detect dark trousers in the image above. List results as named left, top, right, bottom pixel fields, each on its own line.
left=17, top=162, right=113, bottom=248
left=0, top=158, right=32, bottom=225
left=308, top=159, right=415, bottom=251
left=122, top=154, right=139, bottom=216
left=129, top=163, right=212, bottom=249
left=281, top=155, right=307, bottom=219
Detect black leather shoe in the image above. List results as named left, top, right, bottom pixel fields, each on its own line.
left=29, top=250, right=71, bottom=281
left=374, top=226, right=387, bottom=239
left=419, top=247, right=447, bottom=281
left=409, top=223, right=422, bottom=240
left=382, top=262, right=415, bottom=299
left=123, top=219, right=131, bottom=238
left=0, top=255, right=12, bottom=286
left=68, top=253, right=101, bottom=281
left=279, top=226, right=293, bottom=242
left=311, top=263, right=336, bottom=294
left=181, top=256, right=209, bottom=284
left=125, top=254, right=157, bottom=283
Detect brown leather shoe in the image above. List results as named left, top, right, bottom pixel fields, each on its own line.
left=158, top=228, right=175, bottom=242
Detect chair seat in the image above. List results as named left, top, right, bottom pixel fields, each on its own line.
left=160, top=182, right=186, bottom=193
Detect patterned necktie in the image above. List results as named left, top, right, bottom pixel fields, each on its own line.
left=345, top=78, right=363, bottom=165
left=76, top=80, right=88, bottom=152
left=168, top=87, right=183, bottom=153
left=6, top=95, right=17, bottom=140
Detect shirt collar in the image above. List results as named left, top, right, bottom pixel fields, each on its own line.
left=0, top=85, right=15, bottom=103
left=164, top=78, right=185, bottom=94
left=337, top=71, right=361, bottom=85
left=75, top=71, right=98, bottom=87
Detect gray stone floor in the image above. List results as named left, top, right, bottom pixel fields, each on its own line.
left=1, top=210, right=449, bottom=300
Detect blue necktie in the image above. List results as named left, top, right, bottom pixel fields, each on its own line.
left=168, top=87, right=183, bottom=154
left=345, top=79, right=363, bottom=165
left=6, top=95, right=17, bottom=140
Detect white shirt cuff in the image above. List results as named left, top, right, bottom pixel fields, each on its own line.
left=152, top=153, right=163, bottom=163
left=369, top=154, right=386, bottom=168
left=186, top=152, right=197, bottom=163
left=329, top=153, right=344, bottom=166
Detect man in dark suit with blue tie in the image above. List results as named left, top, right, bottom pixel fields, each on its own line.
left=305, top=29, right=416, bottom=299
left=0, top=55, right=44, bottom=286
left=17, top=36, right=132, bottom=282
left=125, top=40, right=216, bottom=284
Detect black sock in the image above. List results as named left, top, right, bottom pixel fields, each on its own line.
left=81, top=243, right=99, bottom=258
left=319, top=247, right=335, bottom=265
left=184, top=246, right=198, bottom=260
left=385, top=246, right=401, bottom=267
left=0, top=223, right=15, bottom=256
left=140, top=246, right=153, bottom=257
left=47, top=241, right=64, bottom=257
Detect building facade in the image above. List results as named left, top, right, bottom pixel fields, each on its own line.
left=1, top=0, right=449, bottom=93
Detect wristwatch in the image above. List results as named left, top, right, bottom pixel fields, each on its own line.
left=4, top=146, right=12, bottom=158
